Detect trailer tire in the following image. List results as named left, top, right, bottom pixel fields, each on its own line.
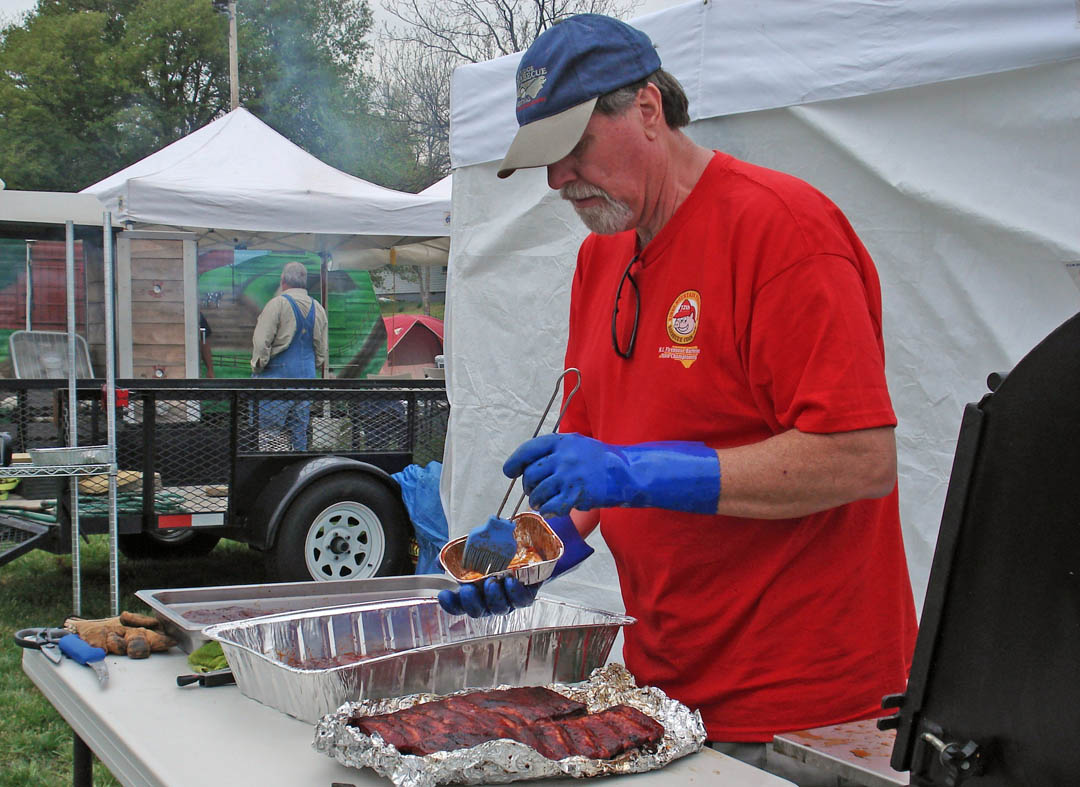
left=267, top=473, right=412, bottom=582
left=117, top=530, right=221, bottom=560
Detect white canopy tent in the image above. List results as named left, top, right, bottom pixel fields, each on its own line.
left=442, top=0, right=1080, bottom=616
left=334, top=176, right=452, bottom=271
left=0, top=191, right=118, bottom=228
left=81, top=108, right=450, bottom=268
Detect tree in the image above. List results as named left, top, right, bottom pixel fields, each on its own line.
left=0, top=0, right=426, bottom=192
left=382, top=0, right=639, bottom=62
left=366, top=0, right=641, bottom=307
left=0, top=9, right=132, bottom=189
left=368, top=260, right=442, bottom=317
left=238, top=0, right=370, bottom=167
left=0, top=0, right=229, bottom=190
left=372, top=0, right=641, bottom=180
left=117, top=0, right=231, bottom=147
left=371, top=36, right=454, bottom=184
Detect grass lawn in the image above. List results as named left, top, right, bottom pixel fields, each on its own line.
left=0, top=537, right=267, bottom=786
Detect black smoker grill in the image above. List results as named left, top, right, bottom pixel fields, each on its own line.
left=880, top=312, right=1080, bottom=786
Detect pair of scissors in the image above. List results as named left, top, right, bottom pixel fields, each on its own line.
left=14, top=627, right=67, bottom=665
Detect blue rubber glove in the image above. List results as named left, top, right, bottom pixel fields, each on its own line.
left=503, top=433, right=721, bottom=517
left=438, top=514, right=593, bottom=617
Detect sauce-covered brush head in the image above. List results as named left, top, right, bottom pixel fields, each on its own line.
left=461, top=514, right=518, bottom=575
left=441, top=513, right=564, bottom=585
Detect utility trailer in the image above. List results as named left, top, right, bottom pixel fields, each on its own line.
left=0, top=377, right=448, bottom=581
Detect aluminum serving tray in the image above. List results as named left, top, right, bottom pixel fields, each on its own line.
left=29, top=445, right=111, bottom=466
left=203, top=597, right=635, bottom=724
left=136, top=575, right=459, bottom=653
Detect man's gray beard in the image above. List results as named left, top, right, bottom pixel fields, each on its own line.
left=561, top=184, right=634, bottom=234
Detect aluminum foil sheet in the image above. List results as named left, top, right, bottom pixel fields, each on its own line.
left=203, top=597, right=634, bottom=724
left=313, top=663, right=706, bottom=787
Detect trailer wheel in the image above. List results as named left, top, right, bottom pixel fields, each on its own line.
left=268, top=473, right=412, bottom=582
left=117, top=529, right=221, bottom=560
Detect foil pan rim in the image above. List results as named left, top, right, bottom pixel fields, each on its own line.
left=313, top=663, right=706, bottom=787
left=203, top=597, right=638, bottom=675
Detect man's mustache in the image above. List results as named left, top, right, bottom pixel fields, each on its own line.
left=560, top=183, right=614, bottom=202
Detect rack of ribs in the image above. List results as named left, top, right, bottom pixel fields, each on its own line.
left=527, top=704, right=665, bottom=760
left=347, top=686, right=664, bottom=760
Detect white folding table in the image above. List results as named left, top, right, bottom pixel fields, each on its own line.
left=24, top=648, right=796, bottom=787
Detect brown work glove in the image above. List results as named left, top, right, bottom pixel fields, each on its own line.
left=64, top=610, right=176, bottom=659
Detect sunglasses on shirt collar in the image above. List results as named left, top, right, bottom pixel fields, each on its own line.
left=611, top=252, right=642, bottom=359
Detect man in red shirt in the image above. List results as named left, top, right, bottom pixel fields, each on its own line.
left=440, top=14, right=917, bottom=783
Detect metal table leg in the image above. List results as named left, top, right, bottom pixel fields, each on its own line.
left=73, top=732, right=92, bottom=787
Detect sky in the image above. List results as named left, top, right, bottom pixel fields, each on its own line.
left=0, top=0, right=682, bottom=29
left=0, top=0, right=32, bottom=23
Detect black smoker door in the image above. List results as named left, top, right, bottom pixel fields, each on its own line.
left=884, top=312, right=1080, bottom=786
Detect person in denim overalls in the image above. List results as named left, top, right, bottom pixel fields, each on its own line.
left=251, top=261, right=329, bottom=450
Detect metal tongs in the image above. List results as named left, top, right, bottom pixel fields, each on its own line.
left=461, top=368, right=582, bottom=575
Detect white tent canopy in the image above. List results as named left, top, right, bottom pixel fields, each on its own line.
left=333, top=176, right=452, bottom=270
left=0, top=191, right=118, bottom=228
left=442, top=0, right=1080, bottom=616
left=82, top=108, right=450, bottom=264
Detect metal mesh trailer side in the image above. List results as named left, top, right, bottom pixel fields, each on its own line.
left=0, top=378, right=448, bottom=549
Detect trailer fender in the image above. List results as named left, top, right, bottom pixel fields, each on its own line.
left=249, top=456, right=405, bottom=550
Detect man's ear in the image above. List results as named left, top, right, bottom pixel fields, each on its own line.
left=638, top=82, right=664, bottom=139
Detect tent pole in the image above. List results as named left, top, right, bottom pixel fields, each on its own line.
left=103, top=213, right=120, bottom=616
left=24, top=240, right=35, bottom=330
left=65, top=222, right=81, bottom=615
left=320, top=253, right=329, bottom=377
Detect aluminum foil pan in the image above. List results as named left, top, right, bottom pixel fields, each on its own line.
left=29, top=445, right=110, bottom=466
left=203, top=597, right=634, bottom=724
left=137, top=575, right=458, bottom=653
left=439, top=512, right=563, bottom=585
left=313, top=662, right=706, bottom=787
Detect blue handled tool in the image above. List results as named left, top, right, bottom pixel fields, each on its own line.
left=58, top=633, right=109, bottom=688
left=462, top=369, right=582, bottom=575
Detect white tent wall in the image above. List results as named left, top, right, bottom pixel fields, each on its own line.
left=682, top=60, right=1080, bottom=605
left=442, top=0, right=1080, bottom=617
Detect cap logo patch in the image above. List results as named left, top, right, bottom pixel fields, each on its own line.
left=517, top=65, right=548, bottom=107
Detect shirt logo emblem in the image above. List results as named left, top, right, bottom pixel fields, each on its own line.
left=666, top=291, right=700, bottom=345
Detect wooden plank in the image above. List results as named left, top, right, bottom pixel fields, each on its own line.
left=133, top=345, right=186, bottom=364
left=184, top=238, right=197, bottom=378
left=117, top=235, right=134, bottom=377
left=132, top=363, right=186, bottom=379
left=129, top=259, right=185, bottom=281
left=131, top=301, right=184, bottom=323
left=129, top=280, right=186, bottom=303
left=125, top=324, right=188, bottom=345
left=122, top=230, right=197, bottom=242
left=130, top=253, right=187, bottom=268
left=129, top=239, right=184, bottom=256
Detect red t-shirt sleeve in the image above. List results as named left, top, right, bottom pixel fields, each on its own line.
left=743, top=253, right=896, bottom=434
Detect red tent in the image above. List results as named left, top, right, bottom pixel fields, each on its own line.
left=379, top=315, right=444, bottom=378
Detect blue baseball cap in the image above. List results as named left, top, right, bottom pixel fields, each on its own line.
left=497, top=14, right=661, bottom=179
